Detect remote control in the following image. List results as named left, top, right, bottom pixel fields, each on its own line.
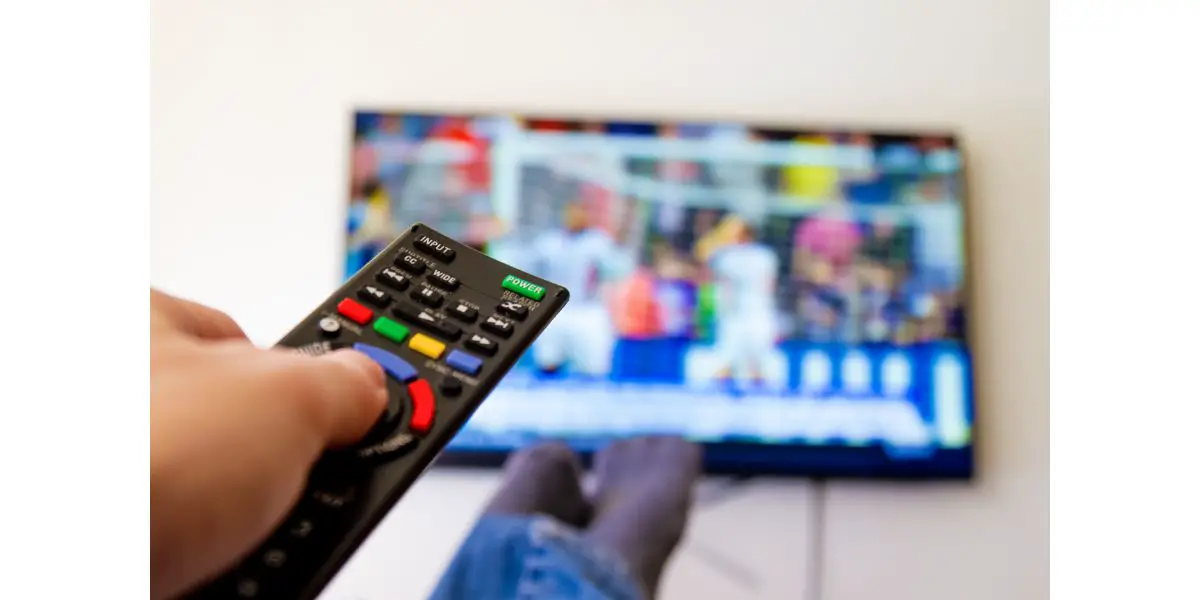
left=184, top=223, right=569, bottom=599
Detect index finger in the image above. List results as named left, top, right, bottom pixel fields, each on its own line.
left=151, top=289, right=249, bottom=341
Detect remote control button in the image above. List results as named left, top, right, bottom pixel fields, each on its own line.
left=310, top=480, right=358, bottom=509
left=372, top=317, right=410, bottom=345
left=357, top=285, right=391, bottom=308
left=362, top=393, right=405, bottom=442
left=414, top=309, right=440, bottom=327
left=376, top=267, right=410, bottom=291
left=337, top=298, right=373, bottom=325
left=414, top=234, right=456, bottom=262
left=311, top=486, right=355, bottom=509
left=352, top=343, right=418, bottom=382
left=408, top=333, right=445, bottom=359
left=414, top=311, right=461, bottom=341
left=236, top=579, right=260, bottom=598
left=263, top=549, right=286, bottom=568
left=497, top=300, right=529, bottom=320
left=439, top=377, right=462, bottom=397
left=394, top=301, right=461, bottom=340
left=482, top=314, right=515, bottom=338
left=426, top=268, right=460, bottom=291
left=465, top=333, right=498, bottom=356
left=449, top=301, right=478, bottom=322
left=407, top=379, right=436, bottom=434
left=433, top=319, right=461, bottom=341
left=359, top=390, right=412, bottom=437
left=318, top=317, right=341, bottom=337
left=396, top=252, right=426, bottom=274
left=446, top=350, right=483, bottom=376
left=410, top=285, right=444, bottom=308
left=391, top=299, right=424, bottom=322
left=356, top=431, right=418, bottom=460
left=502, top=274, right=545, bottom=301
left=289, top=519, right=314, bottom=539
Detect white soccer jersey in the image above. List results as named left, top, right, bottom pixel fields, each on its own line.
left=709, top=243, right=779, bottom=319
left=528, top=228, right=626, bottom=303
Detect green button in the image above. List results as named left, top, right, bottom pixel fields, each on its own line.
left=502, top=274, right=545, bottom=301
left=373, top=317, right=410, bottom=344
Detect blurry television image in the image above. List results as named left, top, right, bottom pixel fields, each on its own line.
left=347, top=110, right=974, bottom=479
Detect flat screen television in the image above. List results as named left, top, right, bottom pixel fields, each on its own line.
left=346, top=110, right=974, bottom=479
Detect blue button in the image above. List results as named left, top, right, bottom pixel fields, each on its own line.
left=353, top=343, right=418, bottom=382
left=446, top=350, right=483, bottom=376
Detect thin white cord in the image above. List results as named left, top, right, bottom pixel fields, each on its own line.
left=682, top=477, right=828, bottom=599
left=805, top=480, right=826, bottom=600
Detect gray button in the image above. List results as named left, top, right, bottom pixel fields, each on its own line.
left=263, top=549, right=286, bottom=568
left=236, top=579, right=259, bottom=598
left=312, top=487, right=354, bottom=508
left=318, top=317, right=341, bottom=336
left=290, top=519, right=314, bottom=539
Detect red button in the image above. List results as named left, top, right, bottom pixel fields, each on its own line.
left=337, top=298, right=373, bottom=325
left=407, top=379, right=435, bottom=435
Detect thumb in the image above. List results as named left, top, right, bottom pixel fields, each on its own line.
left=295, top=349, right=390, bottom=448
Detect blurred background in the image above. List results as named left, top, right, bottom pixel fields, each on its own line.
left=151, top=1, right=1047, bottom=599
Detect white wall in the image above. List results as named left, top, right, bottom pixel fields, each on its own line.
left=151, top=1, right=1048, bottom=599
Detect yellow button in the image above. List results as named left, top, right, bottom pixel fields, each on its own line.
left=408, top=333, right=446, bottom=359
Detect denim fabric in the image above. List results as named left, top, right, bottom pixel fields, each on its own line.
left=428, top=515, right=644, bottom=600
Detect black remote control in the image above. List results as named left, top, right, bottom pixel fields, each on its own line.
left=183, top=223, right=569, bottom=600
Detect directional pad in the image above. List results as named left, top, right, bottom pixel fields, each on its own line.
left=352, top=343, right=418, bottom=382
left=347, top=343, right=438, bottom=454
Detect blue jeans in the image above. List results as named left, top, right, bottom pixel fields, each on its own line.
left=428, top=515, right=645, bottom=600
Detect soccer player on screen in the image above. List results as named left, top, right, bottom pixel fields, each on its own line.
left=704, top=216, right=781, bottom=391
left=526, top=198, right=630, bottom=380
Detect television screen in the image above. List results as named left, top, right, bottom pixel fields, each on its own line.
left=346, top=110, right=974, bottom=479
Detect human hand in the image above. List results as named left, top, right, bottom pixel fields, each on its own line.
left=149, top=289, right=387, bottom=599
